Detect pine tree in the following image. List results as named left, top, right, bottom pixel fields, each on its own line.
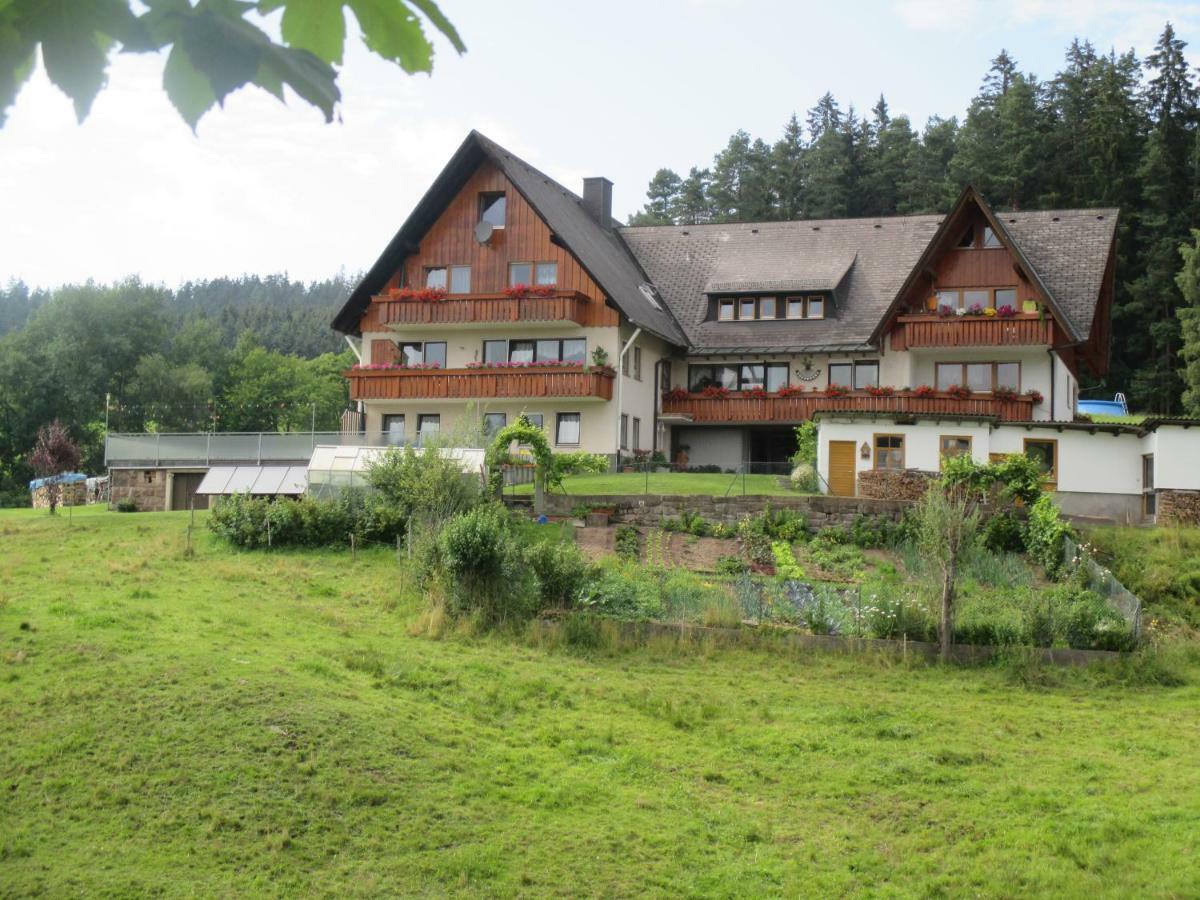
left=1175, top=229, right=1200, bottom=416
left=628, top=168, right=683, bottom=225
left=676, top=167, right=713, bottom=225
left=772, top=113, right=806, bottom=220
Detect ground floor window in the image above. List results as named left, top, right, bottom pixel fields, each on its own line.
left=556, top=412, right=581, bottom=446
left=632, top=417, right=641, bottom=452
left=1024, top=438, right=1057, bottom=488
left=620, top=413, right=629, bottom=449
left=939, top=434, right=972, bottom=466
left=382, top=414, right=405, bottom=445
left=417, top=414, right=440, bottom=445
left=874, top=433, right=905, bottom=470
left=828, top=360, right=879, bottom=389
left=520, top=412, right=544, bottom=429
left=483, top=412, right=506, bottom=438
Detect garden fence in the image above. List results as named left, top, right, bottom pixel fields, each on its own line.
left=1063, top=535, right=1142, bottom=639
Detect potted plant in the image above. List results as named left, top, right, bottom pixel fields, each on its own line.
left=946, top=384, right=972, bottom=400
left=937, top=304, right=957, bottom=318
left=776, top=385, right=805, bottom=397
left=1022, top=299, right=1039, bottom=314
left=914, top=384, right=936, bottom=397
left=663, top=386, right=690, bottom=401
left=1025, top=389, right=1044, bottom=405
left=742, top=387, right=768, bottom=398
left=701, top=385, right=730, bottom=398
left=996, top=304, right=1018, bottom=318
left=825, top=383, right=849, bottom=398
left=865, top=384, right=895, bottom=397
left=675, top=445, right=690, bottom=469
left=993, top=385, right=1018, bottom=401
left=650, top=450, right=670, bottom=472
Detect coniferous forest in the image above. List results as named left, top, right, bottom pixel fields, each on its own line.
left=628, top=26, right=1200, bottom=420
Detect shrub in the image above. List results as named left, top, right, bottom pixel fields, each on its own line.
left=526, top=539, right=594, bottom=609
left=790, top=463, right=818, bottom=492
left=982, top=511, right=1026, bottom=553
left=715, top=555, right=749, bottom=575
left=614, top=525, right=641, bottom=561
left=438, top=503, right=535, bottom=626
left=365, top=444, right=479, bottom=529
left=736, top=515, right=773, bottom=565
left=578, top=562, right=662, bottom=620
left=547, top=451, right=608, bottom=492
left=208, top=493, right=399, bottom=549
left=1025, top=495, right=1072, bottom=578
left=115, top=498, right=138, bottom=513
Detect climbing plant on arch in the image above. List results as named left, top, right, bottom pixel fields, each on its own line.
left=484, top=418, right=553, bottom=511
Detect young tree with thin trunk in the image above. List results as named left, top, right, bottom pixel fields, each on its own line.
left=28, top=420, right=81, bottom=515
left=916, top=479, right=981, bottom=661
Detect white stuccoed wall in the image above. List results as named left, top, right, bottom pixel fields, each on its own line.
left=1144, top=428, right=1200, bottom=490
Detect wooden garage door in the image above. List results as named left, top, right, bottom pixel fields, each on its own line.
left=828, top=441, right=856, bottom=497
left=171, top=473, right=208, bottom=511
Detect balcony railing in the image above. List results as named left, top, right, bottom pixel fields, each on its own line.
left=345, top=366, right=615, bottom=401
left=889, top=314, right=1055, bottom=350
left=661, top=390, right=1037, bottom=423
left=104, top=431, right=414, bottom=467
left=365, top=290, right=618, bottom=329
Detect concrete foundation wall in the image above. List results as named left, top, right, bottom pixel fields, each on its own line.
left=1054, top=491, right=1143, bottom=524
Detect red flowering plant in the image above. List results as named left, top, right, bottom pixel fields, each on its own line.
left=1025, top=389, right=1044, bottom=405
left=993, top=385, right=1018, bottom=401
left=389, top=287, right=448, bottom=302
left=464, top=359, right=584, bottom=370
left=937, top=304, right=958, bottom=318
left=946, top=384, right=972, bottom=399
left=865, top=384, right=895, bottom=397
left=351, top=361, right=443, bottom=371
left=701, top=385, right=730, bottom=398
left=775, top=385, right=805, bottom=397
left=966, top=303, right=986, bottom=316
left=825, top=383, right=850, bottom=397
left=742, top=387, right=769, bottom=398
left=913, top=384, right=936, bottom=397
left=503, top=283, right=558, bottom=299
left=995, top=304, right=1018, bottom=318
left=663, top=386, right=690, bottom=401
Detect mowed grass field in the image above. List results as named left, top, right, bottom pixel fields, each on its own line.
left=2, top=507, right=1198, bottom=897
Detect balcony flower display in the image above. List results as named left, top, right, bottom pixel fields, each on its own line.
left=937, top=304, right=957, bottom=318
left=589, top=364, right=617, bottom=376
left=996, top=304, right=1017, bottom=318
left=465, top=359, right=585, bottom=369
left=946, top=384, right=972, bottom=399
left=825, top=383, right=849, bottom=397
left=388, top=286, right=448, bottom=302
left=865, top=384, right=895, bottom=397
left=351, top=361, right=442, bottom=371
left=701, top=385, right=730, bottom=398
left=1025, top=389, right=1044, bottom=404
left=663, top=386, right=690, bottom=401
left=742, top=387, right=768, bottom=398
left=503, top=283, right=558, bottom=299
left=993, top=386, right=1018, bottom=401
left=983, top=307, right=997, bottom=317
left=914, top=384, right=936, bottom=396
left=775, top=385, right=806, bottom=397
left=966, top=303, right=986, bottom=316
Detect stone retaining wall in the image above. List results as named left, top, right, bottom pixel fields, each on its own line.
left=1157, top=489, right=1200, bottom=526
left=542, top=492, right=914, bottom=529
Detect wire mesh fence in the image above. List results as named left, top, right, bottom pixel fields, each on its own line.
left=1063, top=534, right=1142, bottom=639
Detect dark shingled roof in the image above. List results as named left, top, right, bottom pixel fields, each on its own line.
left=621, top=204, right=1117, bottom=352
left=332, top=131, right=688, bottom=346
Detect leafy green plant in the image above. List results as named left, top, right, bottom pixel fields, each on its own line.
left=115, top=498, right=138, bottom=513
left=526, top=540, right=594, bottom=609
left=366, top=444, right=480, bottom=529
left=770, top=542, right=805, bottom=580
left=438, top=503, right=535, bottom=626
left=614, top=525, right=641, bottom=562
left=715, top=555, right=749, bottom=575
left=1025, top=495, right=1072, bottom=578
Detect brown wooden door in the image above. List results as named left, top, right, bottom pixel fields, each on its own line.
left=171, top=473, right=207, bottom=511
left=828, top=441, right=856, bottom=497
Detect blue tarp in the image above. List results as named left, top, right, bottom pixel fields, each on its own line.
left=28, top=472, right=87, bottom=491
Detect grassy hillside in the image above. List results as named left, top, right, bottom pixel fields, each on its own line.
left=2, top=508, right=1198, bottom=896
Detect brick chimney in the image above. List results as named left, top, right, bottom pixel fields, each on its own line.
left=582, top=177, right=613, bottom=225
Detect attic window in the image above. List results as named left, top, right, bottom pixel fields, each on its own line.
left=479, top=192, right=506, bottom=229
left=957, top=227, right=974, bottom=248
left=982, top=226, right=1002, bottom=248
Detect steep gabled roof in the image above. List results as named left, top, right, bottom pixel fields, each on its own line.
left=332, top=131, right=688, bottom=346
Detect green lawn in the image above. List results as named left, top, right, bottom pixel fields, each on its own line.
left=512, top=470, right=801, bottom=497
left=2, top=507, right=1199, bottom=896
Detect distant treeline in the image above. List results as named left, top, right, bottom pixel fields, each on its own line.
left=628, top=26, right=1200, bottom=415
left=0, top=273, right=359, bottom=504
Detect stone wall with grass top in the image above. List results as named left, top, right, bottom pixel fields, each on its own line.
left=542, top=492, right=914, bottom=529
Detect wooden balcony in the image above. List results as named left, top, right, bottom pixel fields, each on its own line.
left=889, top=314, right=1055, bottom=350
left=345, top=366, right=615, bottom=402
left=662, top=390, right=1037, bottom=423
left=363, top=290, right=618, bottom=330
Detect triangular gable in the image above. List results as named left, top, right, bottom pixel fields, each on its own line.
left=871, top=185, right=1079, bottom=345
left=332, top=131, right=688, bottom=346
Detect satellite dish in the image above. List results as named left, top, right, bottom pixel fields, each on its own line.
left=474, top=220, right=495, bottom=245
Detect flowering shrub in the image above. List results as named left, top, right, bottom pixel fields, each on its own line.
left=701, top=385, right=730, bottom=398
left=352, top=362, right=442, bottom=371
left=993, top=385, right=1018, bottom=401
left=865, top=384, right=895, bottom=397
left=742, top=387, right=769, bottom=398
left=946, top=384, right=972, bottom=399
left=663, top=386, right=690, bottom=401
left=913, top=384, right=936, bottom=397
left=464, top=360, right=584, bottom=369
left=388, top=287, right=448, bottom=302
left=503, top=283, right=557, bottom=299
left=996, top=304, right=1017, bottom=318
left=825, top=383, right=849, bottom=397
left=1025, top=389, right=1044, bottom=404
left=775, top=385, right=806, bottom=397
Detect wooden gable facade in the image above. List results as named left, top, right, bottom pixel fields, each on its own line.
left=358, top=161, right=618, bottom=333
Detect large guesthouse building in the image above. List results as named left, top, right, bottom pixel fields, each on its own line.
left=330, top=131, right=1200, bottom=523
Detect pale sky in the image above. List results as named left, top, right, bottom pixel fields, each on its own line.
left=2, top=0, right=1198, bottom=290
